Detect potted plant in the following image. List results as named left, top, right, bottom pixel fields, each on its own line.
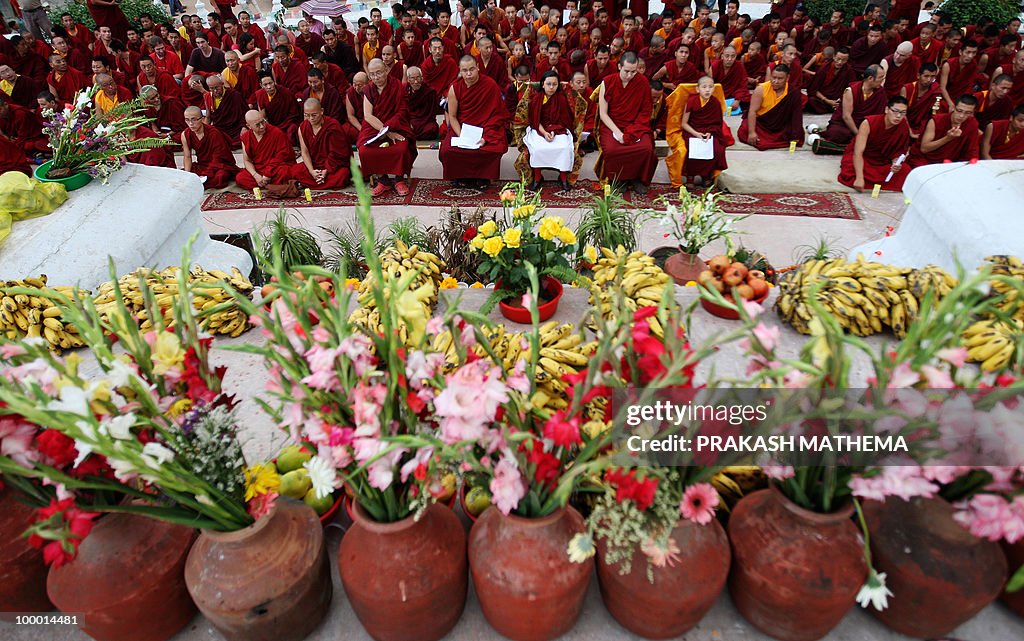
left=36, top=85, right=174, bottom=189
left=468, top=180, right=579, bottom=323
left=648, top=188, right=746, bottom=285
left=574, top=186, right=638, bottom=265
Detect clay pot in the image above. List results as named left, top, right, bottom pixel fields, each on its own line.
left=863, top=496, right=1007, bottom=637
left=497, top=276, right=564, bottom=323
left=185, top=499, right=332, bottom=641
left=469, top=506, right=592, bottom=641
left=0, top=487, right=52, bottom=612
left=663, top=251, right=706, bottom=285
left=597, top=517, right=730, bottom=639
left=728, top=487, right=866, bottom=641
left=1001, top=540, right=1024, bottom=617
left=47, top=512, right=197, bottom=641
left=339, top=502, right=467, bottom=641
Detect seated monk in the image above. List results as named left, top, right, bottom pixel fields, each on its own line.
left=518, top=71, right=578, bottom=191
left=181, top=105, right=238, bottom=189
left=900, top=63, right=942, bottom=139
left=597, top=52, right=657, bottom=193
left=292, top=98, right=351, bottom=189
left=711, top=46, right=750, bottom=106
left=677, top=76, right=730, bottom=185
left=139, top=84, right=186, bottom=136
left=36, top=91, right=59, bottom=120
left=203, top=74, right=248, bottom=148
left=422, top=38, right=459, bottom=97
left=236, top=110, right=296, bottom=190
left=406, top=66, right=440, bottom=140
left=0, top=65, right=41, bottom=109
left=982, top=106, right=1024, bottom=160
left=359, top=59, right=417, bottom=197
left=652, top=44, right=701, bottom=93
left=0, top=132, right=31, bottom=175
left=222, top=50, right=259, bottom=101
left=271, top=45, right=309, bottom=95
left=570, top=71, right=597, bottom=151
left=92, top=73, right=133, bottom=117
left=343, top=72, right=368, bottom=144
left=0, top=97, right=47, bottom=157
left=46, top=53, right=89, bottom=102
left=738, top=64, right=804, bottom=150
left=439, top=56, right=508, bottom=187
left=880, top=42, right=920, bottom=98
left=974, top=74, right=1015, bottom=131
left=128, top=125, right=175, bottom=168
left=812, top=65, right=888, bottom=154
left=137, top=56, right=180, bottom=101
left=907, top=94, right=980, bottom=168
left=250, top=72, right=301, bottom=144
left=838, top=96, right=911, bottom=192
left=805, top=47, right=855, bottom=114
left=299, top=69, right=344, bottom=123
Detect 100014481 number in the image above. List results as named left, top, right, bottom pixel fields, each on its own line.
left=13, top=615, right=79, bottom=625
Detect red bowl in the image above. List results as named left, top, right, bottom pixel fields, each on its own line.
left=700, top=287, right=769, bottom=320
left=319, top=493, right=343, bottom=524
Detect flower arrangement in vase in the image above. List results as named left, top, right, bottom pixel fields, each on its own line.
left=650, top=187, right=747, bottom=285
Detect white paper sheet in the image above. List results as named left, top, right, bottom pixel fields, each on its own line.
left=365, top=125, right=389, bottom=146
left=452, top=124, right=484, bottom=149
left=688, top=137, right=714, bottom=160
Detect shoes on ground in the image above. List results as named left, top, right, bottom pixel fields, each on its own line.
left=372, top=181, right=392, bottom=197
left=559, top=180, right=572, bottom=191
left=633, top=180, right=648, bottom=195
left=805, top=124, right=821, bottom=135
left=529, top=180, right=542, bottom=191
left=394, top=180, right=410, bottom=196
left=809, top=135, right=822, bottom=153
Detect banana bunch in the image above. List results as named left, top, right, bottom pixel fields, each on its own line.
left=711, top=465, right=768, bottom=510
left=776, top=256, right=929, bottom=338
left=962, top=318, right=1021, bottom=372
left=1, top=275, right=87, bottom=353
left=357, top=240, right=446, bottom=309
left=907, top=264, right=958, bottom=302
left=191, top=267, right=254, bottom=337
left=590, top=247, right=674, bottom=337
left=985, top=255, right=1024, bottom=321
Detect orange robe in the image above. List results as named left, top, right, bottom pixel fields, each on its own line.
left=737, top=81, right=805, bottom=150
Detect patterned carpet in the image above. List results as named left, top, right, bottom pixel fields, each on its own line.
left=201, top=178, right=860, bottom=220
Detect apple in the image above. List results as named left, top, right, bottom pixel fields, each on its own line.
left=749, top=269, right=765, bottom=281
left=730, top=262, right=749, bottom=280
left=749, top=278, right=769, bottom=298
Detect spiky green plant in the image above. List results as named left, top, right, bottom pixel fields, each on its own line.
left=575, top=188, right=638, bottom=256
left=256, top=208, right=323, bottom=272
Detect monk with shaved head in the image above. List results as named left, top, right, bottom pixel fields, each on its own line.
left=202, top=73, right=248, bottom=147
left=292, top=98, right=351, bottom=189
left=181, top=105, right=238, bottom=189
left=93, top=72, right=132, bottom=115
left=359, top=58, right=416, bottom=197
left=236, top=109, right=296, bottom=190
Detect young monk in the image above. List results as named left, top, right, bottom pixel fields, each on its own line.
left=838, top=96, right=911, bottom=192
left=679, top=76, right=728, bottom=185
left=180, top=105, right=239, bottom=189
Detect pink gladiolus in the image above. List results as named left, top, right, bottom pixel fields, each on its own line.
left=434, top=361, right=508, bottom=444
left=490, top=453, right=526, bottom=515
left=887, top=362, right=920, bottom=388
left=850, top=466, right=939, bottom=502
left=0, top=417, right=39, bottom=467
left=751, top=322, right=780, bottom=351
left=936, top=347, right=968, bottom=368
left=679, top=483, right=719, bottom=525
left=742, top=299, right=764, bottom=318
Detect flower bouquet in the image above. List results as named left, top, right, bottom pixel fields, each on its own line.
left=649, top=187, right=747, bottom=284
left=40, top=85, right=174, bottom=183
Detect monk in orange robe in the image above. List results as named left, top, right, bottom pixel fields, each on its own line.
left=359, top=59, right=417, bottom=196
left=292, top=98, right=351, bottom=190
left=181, top=106, right=238, bottom=189
left=93, top=73, right=132, bottom=115
left=838, top=97, right=912, bottom=192
left=299, top=69, right=345, bottom=123
left=907, top=94, right=981, bottom=168
left=236, top=110, right=295, bottom=190
left=440, top=56, right=508, bottom=186
left=738, top=64, right=804, bottom=150
left=249, top=72, right=301, bottom=144
left=597, top=52, right=656, bottom=192
left=982, top=107, right=1024, bottom=160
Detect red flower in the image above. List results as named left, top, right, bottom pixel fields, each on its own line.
left=406, top=389, right=426, bottom=414
left=605, top=468, right=659, bottom=511
left=463, top=226, right=478, bottom=241
left=542, top=410, right=582, bottom=448
left=35, top=429, right=77, bottom=468
left=524, top=444, right=561, bottom=490
left=28, top=499, right=99, bottom=568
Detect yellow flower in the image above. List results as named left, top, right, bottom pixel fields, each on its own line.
left=344, top=277, right=360, bottom=291
left=167, top=398, right=193, bottom=418
left=244, top=463, right=281, bottom=501
left=482, top=236, right=505, bottom=257
left=470, top=281, right=485, bottom=288
left=470, top=235, right=486, bottom=251
left=499, top=189, right=517, bottom=203
left=512, top=204, right=536, bottom=219
left=152, top=332, right=185, bottom=375
left=583, top=245, right=598, bottom=263
left=478, top=220, right=498, bottom=237
left=558, top=227, right=577, bottom=245
left=503, top=228, right=523, bottom=248
left=439, top=276, right=458, bottom=289
left=538, top=215, right=564, bottom=240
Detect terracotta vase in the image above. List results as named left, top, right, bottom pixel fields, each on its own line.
left=0, top=487, right=51, bottom=612
left=47, top=512, right=197, bottom=641
left=184, top=499, right=332, bottom=641
left=728, top=487, right=866, bottom=641
left=663, top=251, right=706, bottom=285
left=339, top=502, right=467, bottom=641
left=597, top=517, right=730, bottom=639
left=863, top=496, right=1007, bottom=637
left=1001, top=540, right=1024, bottom=617
left=469, top=506, right=592, bottom=641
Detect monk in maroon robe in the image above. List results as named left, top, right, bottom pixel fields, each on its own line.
left=939, top=41, right=980, bottom=109
left=223, top=51, right=259, bottom=102
left=974, top=75, right=1016, bottom=132
left=140, top=86, right=186, bottom=137
left=680, top=77, right=729, bottom=182
left=815, top=67, right=888, bottom=153
left=0, top=99, right=46, bottom=156
left=406, top=66, right=440, bottom=140
left=271, top=46, right=309, bottom=95
left=806, top=49, right=856, bottom=114
left=982, top=108, right=1024, bottom=159
left=422, top=39, right=459, bottom=96
left=250, top=73, right=301, bottom=144
left=128, top=126, right=175, bottom=168
left=881, top=42, right=920, bottom=97
left=236, top=111, right=295, bottom=190
left=597, top=53, right=656, bottom=192
left=86, top=0, right=132, bottom=43
left=907, top=95, right=981, bottom=168
left=995, top=51, right=1024, bottom=108
left=299, top=69, right=345, bottom=123
left=292, top=99, right=351, bottom=190
left=440, top=56, right=508, bottom=185
left=476, top=38, right=509, bottom=88
left=738, top=65, right=804, bottom=150
left=901, top=64, right=943, bottom=138
left=46, top=54, right=89, bottom=102
left=0, top=133, right=30, bottom=174
left=0, top=66, right=40, bottom=110
left=653, top=45, right=700, bottom=93
left=203, top=75, right=248, bottom=148
left=136, top=57, right=180, bottom=101
left=359, top=59, right=417, bottom=196
left=343, top=73, right=367, bottom=144
left=181, top=106, right=238, bottom=189
left=839, top=99, right=912, bottom=192
left=711, top=47, right=750, bottom=103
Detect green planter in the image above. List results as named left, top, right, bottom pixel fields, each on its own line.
left=33, top=161, right=92, bottom=191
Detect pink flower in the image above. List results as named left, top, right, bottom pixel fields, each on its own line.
left=762, top=465, right=795, bottom=480
left=400, top=447, right=434, bottom=482
left=742, top=299, right=764, bottom=319
left=490, top=453, right=526, bottom=515
left=543, top=410, right=582, bottom=448
left=751, top=322, right=780, bottom=351
left=338, top=333, right=375, bottom=376
left=0, top=343, right=27, bottom=358
left=434, top=361, right=508, bottom=444
left=405, top=351, right=445, bottom=389
left=0, top=417, right=39, bottom=467
left=301, top=343, right=343, bottom=391
left=850, top=466, right=938, bottom=502
left=954, top=494, right=1018, bottom=542
left=919, top=365, right=954, bottom=389
left=679, top=483, right=719, bottom=525
left=783, top=370, right=813, bottom=388
left=426, top=316, right=444, bottom=335
left=640, top=535, right=681, bottom=568
left=247, top=491, right=278, bottom=520
left=352, top=381, right=387, bottom=438
left=887, top=362, right=920, bottom=388
left=936, top=347, right=968, bottom=368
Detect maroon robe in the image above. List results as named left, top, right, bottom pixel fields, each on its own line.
left=823, top=82, right=889, bottom=146
left=0, top=134, right=30, bottom=174
left=204, top=88, right=248, bottom=147
left=477, top=54, right=509, bottom=88
left=640, top=48, right=670, bottom=80
left=597, top=74, right=656, bottom=183
left=292, top=116, right=351, bottom=188
left=64, top=25, right=94, bottom=56
left=528, top=89, right=574, bottom=135
left=47, top=68, right=90, bottom=102
left=440, top=75, right=508, bottom=180
left=663, top=60, right=701, bottom=87
left=712, top=58, right=751, bottom=102
left=11, top=52, right=48, bottom=86
left=806, top=61, right=856, bottom=114
left=908, top=113, right=980, bottom=167
left=683, top=94, right=728, bottom=178
left=987, top=120, right=1024, bottom=159
left=0, top=104, right=47, bottom=154
left=738, top=82, right=805, bottom=150
left=236, top=123, right=295, bottom=189
left=86, top=0, right=132, bottom=42
left=422, top=55, right=458, bottom=96
left=184, top=125, right=238, bottom=189
left=883, top=54, right=921, bottom=97
left=250, top=86, right=301, bottom=143
left=138, top=70, right=181, bottom=101
left=299, top=84, right=345, bottom=123
left=586, top=59, right=614, bottom=88
left=271, top=60, right=309, bottom=94
left=839, top=114, right=911, bottom=191
left=398, top=42, right=424, bottom=68
left=341, top=85, right=364, bottom=143
left=974, top=90, right=1014, bottom=131
left=849, top=36, right=889, bottom=75
left=943, top=58, right=979, bottom=101
left=903, top=80, right=944, bottom=135
left=911, top=38, right=941, bottom=66
left=295, top=33, right=325, bottom=58
left=145, top=97, right=187, bottom=136
left=128, top=126, right=175, bottom=168
left=407, top=83, right=440, bottom=139
left=742, top=52, right=768, bottom=84
left=358, top=78, right=417, bottom=176
left=316, top=63, right=348, bottom=93
left=224, top=65, right=260, bottom=103
left=3, top=76, right=40, bottom=110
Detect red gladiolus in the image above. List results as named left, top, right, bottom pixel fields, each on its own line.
left=542, top=410, right=582, bottom=448
left=35, top=429, right=77, bottom=468
left=463, top=226, right=478, bottom=241
left=28, top=499, right=99, bottom=568
left=605, top=468, right=659, bottom=511
left=524, top=445, right=561, bottom=489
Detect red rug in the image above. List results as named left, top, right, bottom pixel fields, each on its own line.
left=201, top=178, right=860, bottom=220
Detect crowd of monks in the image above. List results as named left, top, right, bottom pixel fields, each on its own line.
left=1, top=1, right=1023, bottom=196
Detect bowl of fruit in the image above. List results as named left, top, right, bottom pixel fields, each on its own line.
left=274, top=444, right=343, bottom=525
left=697, top=255, right=771, bottom=319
